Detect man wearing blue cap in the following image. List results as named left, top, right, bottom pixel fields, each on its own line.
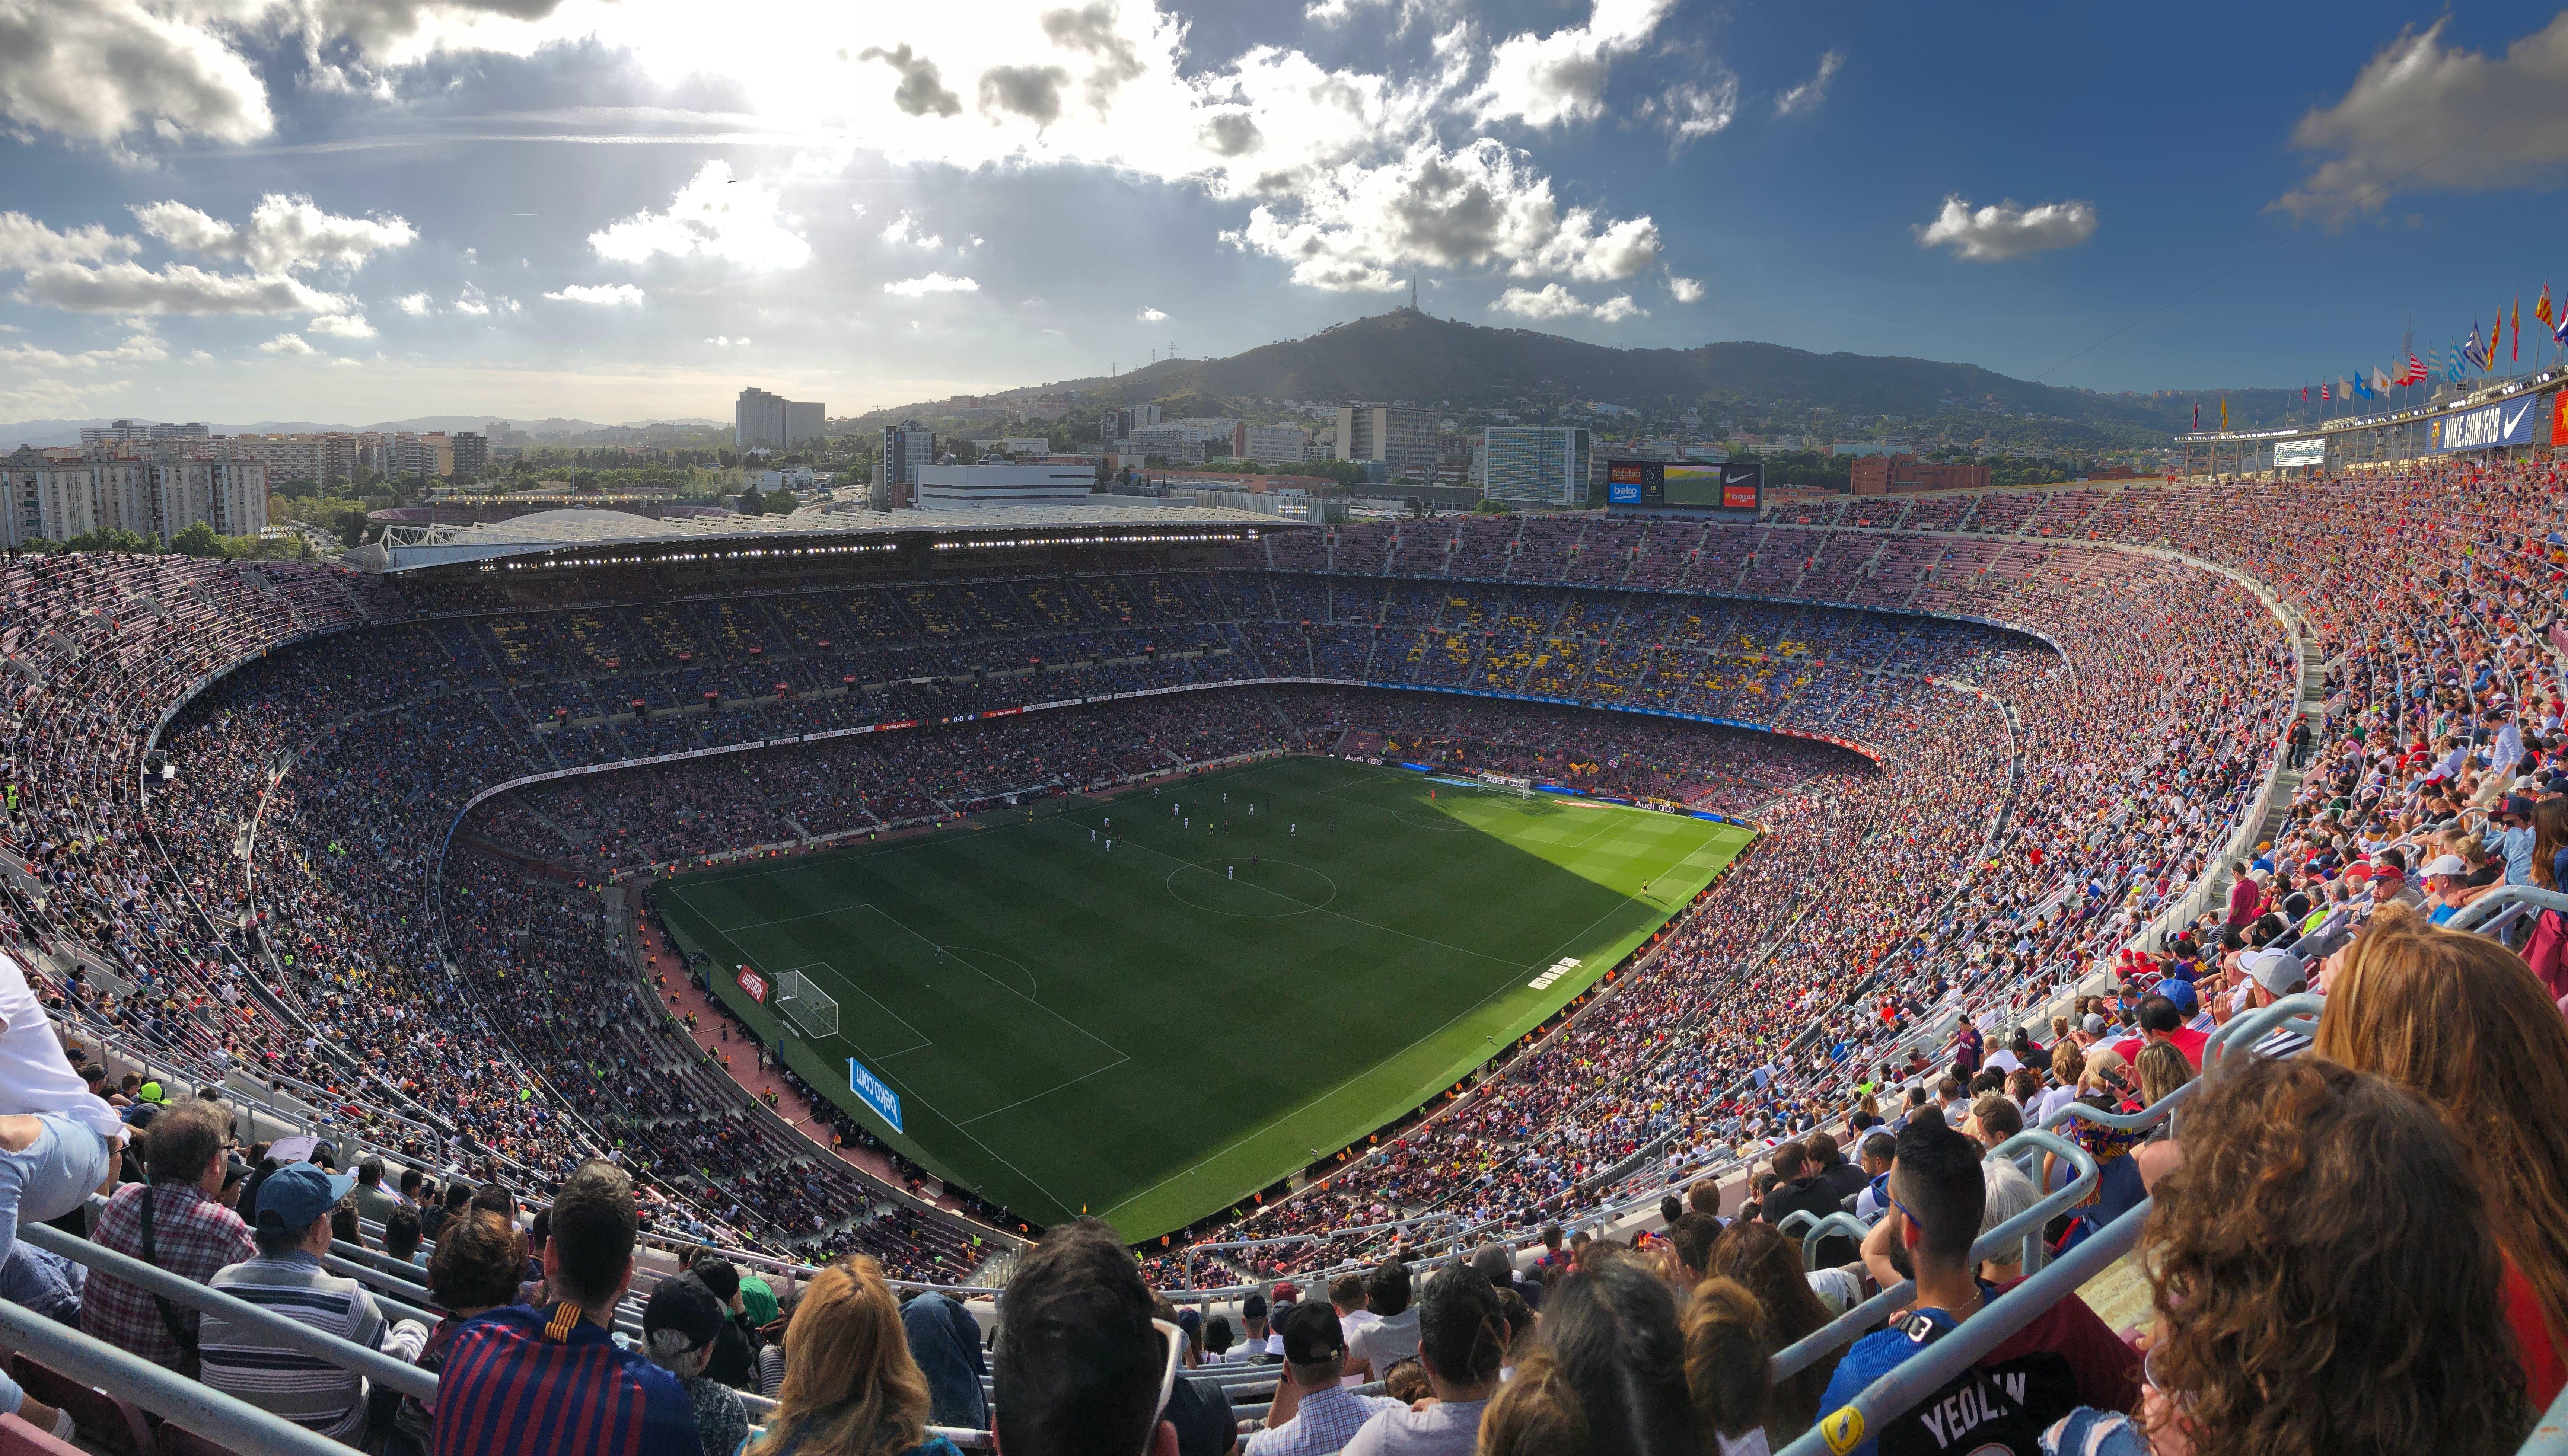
left=200, top=1161, right=429, bottom=1441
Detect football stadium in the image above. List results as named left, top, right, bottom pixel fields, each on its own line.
left=9, top=5, right=2568, bottom=1450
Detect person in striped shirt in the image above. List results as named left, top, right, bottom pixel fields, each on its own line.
left=432, top=1159, right=703, bottom=1456
left=200, top=1161, right=430, bottom=1443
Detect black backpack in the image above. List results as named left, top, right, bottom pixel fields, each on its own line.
left=1870, top=1312, right=2081, bottom=1456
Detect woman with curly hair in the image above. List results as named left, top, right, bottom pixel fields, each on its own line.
left=2311, top=911, right=2568, bottom=1405
left=749, top=1256, right=959, bottom=1456
left=2046, top=1055, right=2530, bottom=1456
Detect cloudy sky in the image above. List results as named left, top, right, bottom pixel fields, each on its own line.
left=3, top=0, right=2565, bottom=425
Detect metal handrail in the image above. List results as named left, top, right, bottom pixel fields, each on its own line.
left=19, top=1224, right=436, bottom=1402
left=2446, top=883, right=2568, bottom=933
left=2517, top=1369, right=2568, bottom=1456
left=2040, top=1078, right=2198, bottom=1134
left=1769, top=1128, right=2097, bottom=1382
left=1799, top=1213, right=1876, bottom=1272
left=2203, top=993, right=2325, bottom=1069
left=1775, top=1196, right=2155, bottom=1456
left=0, top=1297, right=353, bottom=1456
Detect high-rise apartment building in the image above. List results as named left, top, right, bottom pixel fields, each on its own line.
left=877, top=422, right=934, bottom=507
left=736, top=387, right=826, bottom=450
left=0, top=447, right=266, bottom=546
left=1334, top=405, right=1438, bottom=482
left=1233, top=424, right=1313, bottom=464
left=450, top=432, right=487, bottom=484
left=1480, top=426, right=1594, bottom=506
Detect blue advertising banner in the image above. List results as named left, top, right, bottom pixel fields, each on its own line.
left=849, top=1057, right=905, bottom=1133
left=2431, top=397, right=2541, bottom=452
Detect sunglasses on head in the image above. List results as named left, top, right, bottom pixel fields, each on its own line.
left=1149, top=1317, right=1185, bottom=1433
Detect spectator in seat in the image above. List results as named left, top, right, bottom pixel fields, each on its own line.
left=391, top=1210, right=526, bottom=1446
left=82, top=1099, right=253, bottom=1374
left=990, top=1217, right=1181, bottom=1456
left=1758, top=1141, right=1855, bottom=1268
left=1245, top=1300, right=1400, bottom=1456
left=899, top=1285, right=989, bottom=1430
left=673, top=1254, right=760, bottom=1392
left=1702, top=1220, right=1841, bottom=1443
left=2043, top=1056, right=2533, bottom=1456
left=200, top=1161, right=430, bottom=1442
left=1342, top=1262, right=1506, bottom=1456
left=430, top=1158, right=702, bottom=1456
left=1328, top=1273, right=1376, bottom=1377
left=1343, top=1260, right=1416, bottom=1381
left=352, top=1158, right=400, bottom=1226
left=383, top=1205, right=426, bottom=1268
left=645, top=1278, right=751, bottom=1456
left=2312, top=915, right=2568, bottom=1408
left=1479, top=1258, right=1696, bottom=1455
left=1682, top=1277, right=1771, bottom=1456
left=0, top=952, right=123, bottom=1270
left=1826, top=1117, right=2138, bottom=1456
left=2108, top=994, right=2208, bottom=1072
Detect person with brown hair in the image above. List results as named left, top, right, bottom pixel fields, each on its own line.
left=2312, top=912, right=2568, bottom=1406
left=2050, top=1055, right=2532, bottom=1456
left=1681, top=1277, right=1770, bottom=1456
left=750, top=1255, right=955, bottom=1456
left=1476, top=1260, right=1696, bottom=1456
left=1699, top=1221, right=1837, bottom=1443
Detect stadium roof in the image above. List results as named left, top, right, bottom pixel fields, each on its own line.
left=366, top=500, right=1304, bottom=573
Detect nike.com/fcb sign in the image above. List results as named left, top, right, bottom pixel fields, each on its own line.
left=2431, top=398, right=2541, bottom=453
left=850, top=1056, right=905, bottom=1133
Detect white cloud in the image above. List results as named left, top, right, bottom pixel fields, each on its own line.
left=0, top=0, right=273, bottom=146
left=451, top=282, right=518, bottom=316
left=882, top=273, right=979, bottom=296
left=131, top=194, right=415, bottom=273
left=16, top=260, right=352, bottom=315
left=1137, top=305, right=1167, bottom=321
left=544, top=282, right=647, bottom=305
left=1489, top=283, right=1589, bottom=320
left=0, top=213, right=139, bottom=270
left=1475, top=0, right=1676, bottom=129
left=1773, top=50, right=1845, bottom=118
left=1668, top=275, right=1705, bottom=303
left=2276, top=14, right=2568, bottom=220
left=879, top=211, right=943, bottom=250
left=589, top=160, right=812, bottom=271
left=1914, top=194, right=2098, bottom=261
left=702, top=335, right=751, bottom=347
left=1224, top=139, right=1658, bottom=291
left=307, top=312, right=375, bottom=338
left=1658, top=77, right=1739, bottom=144
left=393, top=291, right=433, bottom=315
left=1591, top=293, right=1645, bottom=322
left=257, top=332, right=317, bottom=355
left=0, top=333, right=167, bottom=370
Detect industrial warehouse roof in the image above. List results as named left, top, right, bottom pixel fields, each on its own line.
left=366, top=500, right=1303, bottom=572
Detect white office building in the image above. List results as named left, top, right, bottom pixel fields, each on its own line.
left=916, top=463, right=1096, bottom=508
left=1480, top=426, right=1594, bottom=506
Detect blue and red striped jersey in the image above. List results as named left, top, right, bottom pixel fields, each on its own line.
left=431, top=1303, right=705, bottom=1456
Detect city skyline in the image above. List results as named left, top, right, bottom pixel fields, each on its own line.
left=3, top=2, right=2565, bottom=425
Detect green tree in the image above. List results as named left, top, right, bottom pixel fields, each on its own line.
left=737, top=482, right=764, bottom=515
left=168, top=522, right=224, bottom=557
left=63, top=527, right=158, bottom=553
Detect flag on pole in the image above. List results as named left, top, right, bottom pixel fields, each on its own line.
left=2218, top=397, right=2228, bottom=431
left=2300, top=385, right=2309, bottom=404
left=2191, top=402, right=2199, bottom=430
left=2491, top=308, right=2504, bottom=364
left=2404, top=350, right=2424, bottom=384
left=2555, top=304, right=2568, bottom=348
left=2372, top=365, right=2391, bottom=394
left=2513, top=295, right=2522, bottom=362
left=2320, top=382, right=2330, bottom=401
left=2538, top=284, right=2555, bottom=333
left=2464, top=322, right=2487, bottom=371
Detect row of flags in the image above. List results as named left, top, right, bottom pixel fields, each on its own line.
left=2296, top=285, right=2568, bottom=412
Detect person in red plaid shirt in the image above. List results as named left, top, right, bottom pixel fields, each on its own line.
left=80, top=1102, right=252, bottom=1372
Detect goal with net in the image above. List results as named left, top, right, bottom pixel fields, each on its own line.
left=776, top=969, right=839, bottom=1039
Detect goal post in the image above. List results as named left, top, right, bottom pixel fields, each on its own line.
left=776, top=969, right=839, bottom=1040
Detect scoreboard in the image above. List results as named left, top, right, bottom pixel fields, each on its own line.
left=1605, top=460, right=1762, bottom=514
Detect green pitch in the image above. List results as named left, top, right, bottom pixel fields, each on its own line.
left=665, top=756, right=1752, bottom=1243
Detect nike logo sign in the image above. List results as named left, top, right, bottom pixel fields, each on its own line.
left=2506, top=403, right=2531, bottom=435
left=1726, top=472, right=1752, bottom=484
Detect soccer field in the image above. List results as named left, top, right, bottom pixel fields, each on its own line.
left=664, top=755, right=1753, bottom=1242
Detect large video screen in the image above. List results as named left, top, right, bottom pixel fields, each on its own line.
left=1606, top=460, right=1761, bottom=512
